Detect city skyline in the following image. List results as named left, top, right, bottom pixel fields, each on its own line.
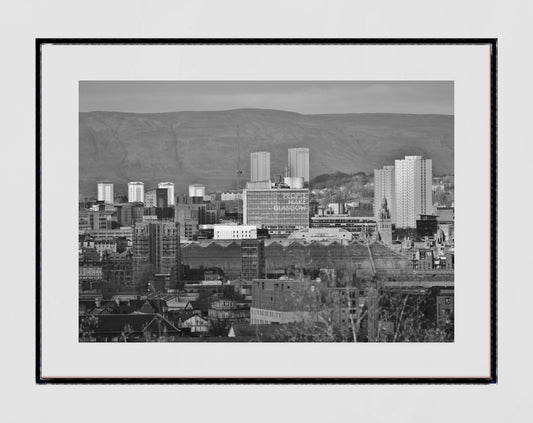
left=79, top=81, right=454, bottom=344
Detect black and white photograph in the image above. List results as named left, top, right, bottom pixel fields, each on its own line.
left=78, top=80, right=455, bottom=343
left=7, top=0, right=533, bottom=420
left=37, top=40, right=495, bottom=382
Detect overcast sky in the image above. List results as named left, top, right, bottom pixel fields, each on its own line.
left=79, top=81, right=453, bottom=115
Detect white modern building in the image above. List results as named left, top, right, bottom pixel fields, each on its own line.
left=97, top=182, right=114, bottom=204
left=283, top=176, right=304, bottom=189
left=189, top=184, right=205, bottom=199
left=288, top=147, right=310, bottom=182
left=158, top=182, right=175, bottom=206
left=374, top=165, right=396, bottom=225
left=250, top=151, right=271, bottom=182
left=395, top=156, right=433, bottom=228
left=128, top=181, right=145, bottom=203
left=213, top=224, right=258, bottom=240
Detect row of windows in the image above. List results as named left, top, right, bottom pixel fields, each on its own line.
left=252, top=309, right=281, bottom=318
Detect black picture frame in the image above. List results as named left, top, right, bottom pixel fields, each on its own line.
left=36, top=38, right=497, bottom=384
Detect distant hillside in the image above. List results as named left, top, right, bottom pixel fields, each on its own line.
left=79, top=109, right=453, bottom=197
left=310, top=171, right=370, bottom=190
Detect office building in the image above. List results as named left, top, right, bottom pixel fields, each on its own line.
left=113, top=202, right=144, bottom=227
left=145, top=188, right=170, bottom=209
left=213, top=224, right=258, bottom=240
left=288, top=147, right=310, bottom=183
left=395, top=156, right=433, bottom=228
left=243, top=187, right=309, bottom=237
left=143, top=205, right=175, bottom=221
left=310, top=215, right=376, bottom=236
left=416, top=214, right=439, bottom=238
left=144, top=189, right=157, bottom=207
left=79, top=209, right=114, bottom=231
left=132, top=221, right=180, bottom=288
left=250, top=151, right=271, bottom=182
left=374, top=165, right=396, bottom=225
left=128, top=181, right=145, bottom=203
left=158, top=182, right=175, bottom=206
left=155, top=188, right=169, bottom=208
left=97, top=182, right=114, bottom=204
left=197, top=204, right=218, bottom=225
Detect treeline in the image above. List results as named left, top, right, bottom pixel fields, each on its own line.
left=310, top=171, right=370, bottom=190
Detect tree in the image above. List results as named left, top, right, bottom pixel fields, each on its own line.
left=267, top=272, right=454, bottom=343
left=267, top=275, right=363, bottom=343
left=79, top=315, right=99, bottom=342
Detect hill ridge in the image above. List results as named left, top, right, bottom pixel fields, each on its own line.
left=79, top=108, right=453, bottom=197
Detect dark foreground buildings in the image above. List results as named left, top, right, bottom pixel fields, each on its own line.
left=132, top=221, right=180, bottom=290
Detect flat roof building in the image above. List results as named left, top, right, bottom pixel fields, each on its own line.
left=288, top=227, right=353, bottom=244
left=132, top=221, right=180, bottom=289
left=395, top=156, right=433, bottom=228
left=250, top=151, right=271, bottom=182
left=128, top=182, right=145, bottom=203
left=158, top=182, right=175, bottom=206
left=189, top=184, right=205, bottom=199
left=310, top=215, right=376, bottom=236
left=97, top=182, right=114, bottom=204
left=288, top=148, right=310, bottom=183
left=243, top=187, right=309, bottom=237
left=213, top=224, right=258, bottom=240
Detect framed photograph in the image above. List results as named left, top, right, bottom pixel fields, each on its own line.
left=37, top=39, right=496, bottom=383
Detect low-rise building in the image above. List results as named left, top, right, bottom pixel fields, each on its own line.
left=208, top=299, right=250, bottom=323
left=213, top=224, right=258, bottom=240
left=221, top=191, right=243, bottom=201
left=288, top=227, right=353, bottom=244
left=310, top=215, right=376, bottom=236
left=250, top=279, right=358, bottom=325
left=180, top=315, right=210, bottom=333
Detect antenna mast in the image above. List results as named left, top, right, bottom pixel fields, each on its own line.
left=236, top=123, right=243, bottom=224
